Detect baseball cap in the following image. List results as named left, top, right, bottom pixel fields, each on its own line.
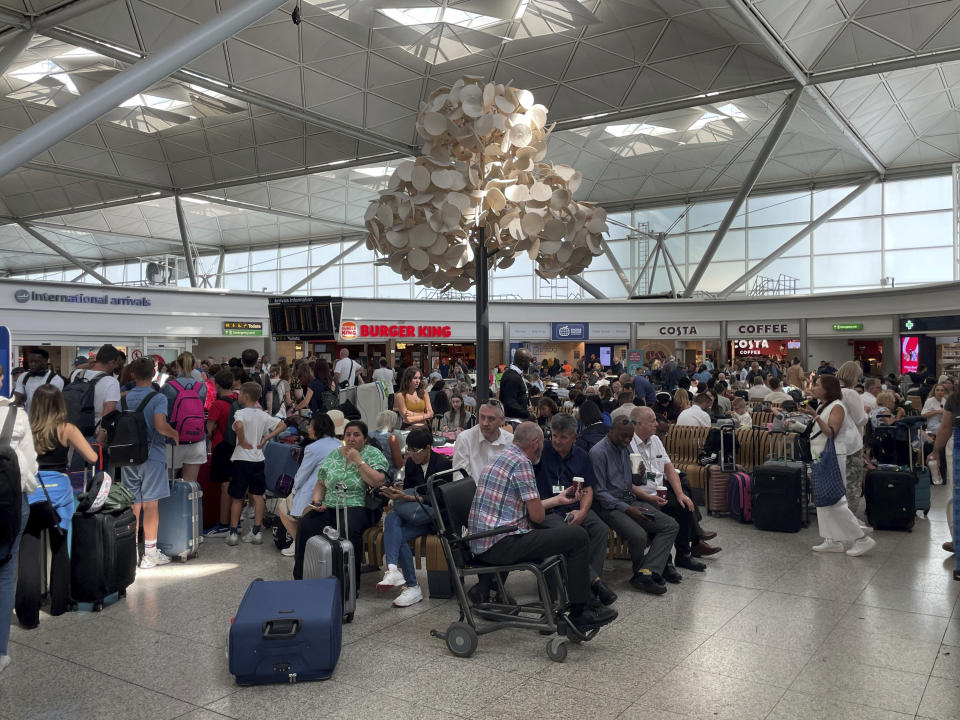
left=326, top=409, right=346, bottom=435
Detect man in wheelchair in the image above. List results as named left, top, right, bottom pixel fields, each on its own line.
left=467, top=422, right=619, bottom=633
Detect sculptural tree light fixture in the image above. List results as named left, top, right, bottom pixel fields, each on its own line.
left=364, top=74, right=609, bottom=293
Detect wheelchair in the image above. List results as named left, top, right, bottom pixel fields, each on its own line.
left=422, top=469, right=598, bottom=663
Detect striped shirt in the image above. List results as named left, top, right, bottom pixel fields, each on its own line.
left=467, top=444, right=539, bottom=555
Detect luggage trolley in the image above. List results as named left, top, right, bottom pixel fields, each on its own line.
left=422, top=469, right=597, bottom=663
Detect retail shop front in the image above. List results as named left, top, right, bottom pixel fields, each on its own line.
left=634, top=322, right=721, bottom=369
left=806, top=318, right=895, bottom=376
left=898, top=315, right=960, bottom=380
left=335, top=319, right=478, bottom=377
left=0, top=280, right=270, bottom=375
left=508, top=322, right=630, bottom=371
left=727, top=320, right=801, bottom=365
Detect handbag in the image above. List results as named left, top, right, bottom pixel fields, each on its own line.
left=30, top=477, right=63, bottom=535
left=811, top=435, right=846, bottom=508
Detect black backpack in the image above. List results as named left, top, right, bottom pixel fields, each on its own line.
left=106, top=391, right=159, bottom=467
left=63, top=371, right=105, bottom=436
left=0, top=408, right=24, bottom=566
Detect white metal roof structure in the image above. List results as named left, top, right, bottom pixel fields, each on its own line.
left=1, top=0, right=959, bottom=295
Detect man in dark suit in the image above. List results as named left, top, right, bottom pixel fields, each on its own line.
left=499, top=348, right=533, bottom=421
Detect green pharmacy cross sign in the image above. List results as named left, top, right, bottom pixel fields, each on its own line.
left=904, top=320, right=915, bottom=330
left=224, top=321, right=263, bottom=337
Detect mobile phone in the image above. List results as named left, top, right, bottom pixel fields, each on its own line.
left=563, top=512, right=575, bottom=524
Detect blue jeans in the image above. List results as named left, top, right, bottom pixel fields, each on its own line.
left=1, top=495, right=29, bottom=655
left=384, top=501, right=435, bottom=587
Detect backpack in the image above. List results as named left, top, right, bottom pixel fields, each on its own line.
left=107, top=391, right=159, bottom=467
left=203, top=375, right=217, bottom=412
left=0, top=408, right=24, bottom=566
left=222, top=398, right=240, bottom=447
left=63, top=371, right=105, bottom=436
left=167, top=379, right=206, bottom=444
left=728, top=470, right=752, bottom=523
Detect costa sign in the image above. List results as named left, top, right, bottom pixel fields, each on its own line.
left=659, top=325, right=699, bottom=336
left=341, top=322, right=452, bottom=339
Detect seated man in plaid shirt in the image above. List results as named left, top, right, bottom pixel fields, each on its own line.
left=467, top=421, right=618, bottom=632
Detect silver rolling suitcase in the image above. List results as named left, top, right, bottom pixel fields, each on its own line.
left=303, top=483, right=356, bottom=623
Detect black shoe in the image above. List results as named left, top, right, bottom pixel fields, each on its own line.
left=651, top=572, right=666, bottom=586
left=662, top=564, right=682, bottom=584
left=630, top=571, right=667, bottom=595
left=592, top=579, right=618, bottom=606
left=570, top=604, right=618, bottom=630
left=676, top=554, right=707, bottom=572
left=467, top=583, right=489, bottom=604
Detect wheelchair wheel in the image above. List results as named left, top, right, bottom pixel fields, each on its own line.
left=445, top=622, right=478, bottom=658
left=546, top=637, right=567, bottom=663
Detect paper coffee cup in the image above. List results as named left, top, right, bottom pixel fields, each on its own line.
left=629, top=453, right=643, bottom=474
left=572, top=476, right=584, bottom=490
left=656, top=485, right=667, bottom=499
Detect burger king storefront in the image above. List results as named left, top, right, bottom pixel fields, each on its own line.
left=337, top=319, right=477, bottom=374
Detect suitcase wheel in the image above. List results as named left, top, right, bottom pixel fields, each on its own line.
left=344, top=612, right=354, bottom=624
left=119, top=589, right=126, bottom=599
left=546, top=637, right=568, bottom=663
left=93, top=602, right=103, bottom=612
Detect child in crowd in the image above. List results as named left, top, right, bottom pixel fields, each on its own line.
left=226, top=382, right=285, bottom=546
left=204, top=369, right=238, bottom=536
left=731, top=396, right=752, bottom=427
left=121, top=357, right=180, bottom=569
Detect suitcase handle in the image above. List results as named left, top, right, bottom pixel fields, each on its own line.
left=262, top=619, right=301, bottom=638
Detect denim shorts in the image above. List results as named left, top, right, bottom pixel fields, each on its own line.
left=121, top=459, right=170, bottom=503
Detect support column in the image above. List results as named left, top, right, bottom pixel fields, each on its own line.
left=20, top=222, right=112, bottom=284
left=570, top=274, right=607, bottom=299
left=174, top=195, right=198, bottom=288
left=799, top=318, right=808, bottom=369
left=474, top=226, right=490, bottom=401
left=719, top=321, right=729, bottom=369
left=0, top=0, right=287, bottom=178
left=0, top=29, right=34, bottom=77
left=284, top=238, right=363, bottom=294
left=684, top=89, right=803, bottom=297
left=502, top=323, right=511, bottom=367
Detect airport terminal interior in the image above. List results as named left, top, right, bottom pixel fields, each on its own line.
left=2, top=1, right=960, bottom=719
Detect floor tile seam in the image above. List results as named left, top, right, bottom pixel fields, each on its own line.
left=786, top=682, right=925, bottom=717
left=8, top=637, right=220, bottom=709
left=673, top=652, right=805, bottom=691
left=804, top=646, right=940, bottom=677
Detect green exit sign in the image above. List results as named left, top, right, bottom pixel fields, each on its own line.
left=224, top=321, right=263, bottom=337
left=833, top=323, right=863, bottom=331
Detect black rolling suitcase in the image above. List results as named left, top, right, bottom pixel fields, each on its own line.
left=71, top=507, right=138, bottom=610
left=864, top=468, right=916, bottom=531
left=751, top=432, right=807, bottom=532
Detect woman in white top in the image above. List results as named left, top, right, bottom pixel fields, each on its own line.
left=801, top=375, right=876, bottom=557
left=0, top=382, right=39, bottom=674
left=836, top=361, right=869, bottom=520
left=922, top=384, right=946, bottom=484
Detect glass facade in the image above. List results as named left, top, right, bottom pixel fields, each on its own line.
left=12, top=175, right=958, bottom=298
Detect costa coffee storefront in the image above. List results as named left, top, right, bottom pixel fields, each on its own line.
left=635, top=322, right=721, bottom=368
left=727, top=321, right=801, bottom=363
left=337, top=320, right=476, bottom=373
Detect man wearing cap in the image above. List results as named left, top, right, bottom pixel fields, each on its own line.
left=14, top=348, right=63, bottom=413
left=70, top=344, right=123, bottom=443
left=452, top=399, right=513, bottom=481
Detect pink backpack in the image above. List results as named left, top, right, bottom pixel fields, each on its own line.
left=167, top=379, right=206, bottom=444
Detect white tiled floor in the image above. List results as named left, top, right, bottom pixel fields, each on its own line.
left=3, top=489, right=959, bottom=720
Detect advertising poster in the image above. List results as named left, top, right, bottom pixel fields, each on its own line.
left=901, top=336, right=919, bottom=374
left=626, top=350, right=644, bottom=374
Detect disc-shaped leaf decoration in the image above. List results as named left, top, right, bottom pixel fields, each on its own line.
left=365, top=75, right=608, bottom=290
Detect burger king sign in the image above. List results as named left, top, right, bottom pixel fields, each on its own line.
left=339, top=321, right=358, bottom=341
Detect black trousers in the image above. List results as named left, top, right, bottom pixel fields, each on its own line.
left=477, top=525, right=591, bottom=606
left=15, top=508, right=71, bottom=628
left=292, top=506, right=370, bottom=582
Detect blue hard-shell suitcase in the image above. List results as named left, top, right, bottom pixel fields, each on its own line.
left=229, top=578, right=342, bottom=685
left=263, top=441, right=301, bottom=497
left=157, top=479, right=202, bottom=560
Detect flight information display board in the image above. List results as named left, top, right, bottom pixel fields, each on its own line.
left=267, top=296, right=342, bottom=341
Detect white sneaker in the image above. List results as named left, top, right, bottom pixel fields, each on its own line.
left=280, top=544, right=296, bottom=557
left=392, top=585, right=423, bottom=607
left=859, top=522, right=874, bottom=534
left=140, top=550, right=171, bottom=569
left=846, top=535, right=877, bottom=557
left=377, top=568, right=406, bottom=592
left=241, top=530, right=263, bottom=545
left=225, top=532, right=239, bottom=547
left=812, top=539, right=845, bottom=553
left=0, top=654, right=10, bottom=674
